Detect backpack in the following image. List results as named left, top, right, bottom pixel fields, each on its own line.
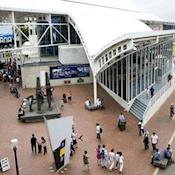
left=100, top=127, right=103, bottom=133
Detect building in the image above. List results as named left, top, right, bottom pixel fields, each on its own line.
left=0, top=0, right=175, bottom=123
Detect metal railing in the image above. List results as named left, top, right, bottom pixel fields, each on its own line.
left=143, top=72, right=175, bottom=120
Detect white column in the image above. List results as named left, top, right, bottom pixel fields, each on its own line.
left=93, top=75, right=97, bottom=106
left=12, top=11, right=17, bottom=48
left=67, top=17, right=71, bottom=45
left=49, top=14, right=53, bottom=45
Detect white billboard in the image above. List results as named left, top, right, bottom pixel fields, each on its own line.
left=46, top=116, right=73, bottom=171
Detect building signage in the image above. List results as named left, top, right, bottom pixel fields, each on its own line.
left=0, top=25, right=14, bottom=48
left=50, top=64, right=90, bottom=79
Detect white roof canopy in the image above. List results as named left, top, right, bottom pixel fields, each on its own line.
left=0, top=0, right=163, bottom=56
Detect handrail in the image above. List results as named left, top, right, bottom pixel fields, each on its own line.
left=143, top=71, right=175, bottom=120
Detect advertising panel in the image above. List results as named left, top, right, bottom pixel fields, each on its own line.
left=50, top=64, right=90, bottom=79
left=45, top=116, right=73, bottom=171
left=0, top=25, right=14, bottom=48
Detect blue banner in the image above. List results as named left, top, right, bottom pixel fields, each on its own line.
left=50, top=64, right=90, bottom=79
left=0, top=25, right=14, bottom=48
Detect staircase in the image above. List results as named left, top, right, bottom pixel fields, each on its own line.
left=129, top=99, right=147, bottom=120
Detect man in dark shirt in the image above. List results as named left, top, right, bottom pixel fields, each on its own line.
left=31, top=134, right=37, bottom=153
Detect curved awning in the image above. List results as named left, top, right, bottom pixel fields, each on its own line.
left=0, top=0, right=163, bottom=56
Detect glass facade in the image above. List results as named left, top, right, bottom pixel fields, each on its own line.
left=99, top=39, right=173, bottom=102
left=0, top=12, right=82, bottom=59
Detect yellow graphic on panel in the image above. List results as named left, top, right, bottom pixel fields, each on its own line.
left=60, top=147, right=65, bottom=157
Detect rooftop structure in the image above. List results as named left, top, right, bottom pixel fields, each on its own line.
left=0, top=0, right=175, bottom=123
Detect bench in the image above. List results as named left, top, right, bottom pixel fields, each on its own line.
left=152, top=152, right=169, bottom=169
left=85, top=102, right=98, bottom=111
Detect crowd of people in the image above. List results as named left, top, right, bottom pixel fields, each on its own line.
left=1, top=58, right=21, bottom=85
left=0, top=58, right=21, bottom=98
left=96, top=145, right=124, bottom=173
left=137, top=119, right=174, bottom=166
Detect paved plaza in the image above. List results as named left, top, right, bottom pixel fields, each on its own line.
left=0, top=82, right=175, bottom=175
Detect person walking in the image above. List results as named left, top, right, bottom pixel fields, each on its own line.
left=67, top=91, right=72, bottom=102
left=37, top=138, right=42, bottom=153
left=118, top=152, right=124, bottom=173
left=109, top=149, right=115, bottom=171
left=60, top=99, right=64, bottom=109
left=62, top=93, right=67, bottom=103
left=41, top=137, right=47, bottom=155
left=31, top=134, right=37, bottom=153
left=83, top=150, right=89, bottom=171
left=138, top=120, right=144, bottom=136
left=168, top=73, right=172, bottom=86
left=150, top=86, right=155, bottom=98
left=151, top=132, right=158, bottom=151
left=96, top=123, right=102, bottom=140
left=100, top=145, right=108, bottom=168
left=170, top=103, right=174, bottom=118
left=96, top=145, right=101, bottom=166
left=143, top=131, right=149, bottom=150
left=115, top=152, right=120, bottom=170
left=118, top=113, right=126, bottom=131
left=71, top=130, right=78, bottom=148
left=146, top=87, right=150, bottom=99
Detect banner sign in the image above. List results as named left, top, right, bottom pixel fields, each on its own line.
left=46, top=116, right=73, bottom=171
left=0, top=25, right=14, bottom=48
left=50, top=64, right=90, bottom=79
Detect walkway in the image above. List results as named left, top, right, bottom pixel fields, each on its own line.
left=138, top=73, right=171, bottom=106
left=0, top=82, right=175, bottom=175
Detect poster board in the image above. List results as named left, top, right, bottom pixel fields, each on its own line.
left=45, top=116, right=73, bottom=171
left=1, top=157, right=10, bottom=172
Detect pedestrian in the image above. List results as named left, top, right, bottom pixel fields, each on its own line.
left=150, top=86, right=154, bottom=98
left=67, top=91, right=72, bottom=102
left=41, top=137, right=47, bottom=155
left=83, top=150, right=89, bottom=171
left=37, top=138, right=42, bottom=153
left=143, top=131, right=149, bottom=150
left=168, top=73, right=172, bottom=86
left=71, top=130, right=77, bottom=148
left=170, top=103, right=174, bottom=117
left=151, top=132, right=158, bottom=151
left=60, top=99, right=64, bottom=109
left=96, top=145, right=101, bottom=166
left=146, top=87, right=149, bottom=98
left=70, top=138, right=75, bottom=156
left=138, top=120, right=144, bottom=136
left=118, top=152, right=124, bottom=173
left=118, top=113, right=126, bottom=131
left=115, top=152, right=120, bottom=170
left=96, top=123, right=102, bottom=139
left=109, top=149, right=115, bottom=171
left=100, top=145, right=107, bottom=168
left=31, top=134, right=37, bottom=153
left=62, top=93, right=67, bottom=103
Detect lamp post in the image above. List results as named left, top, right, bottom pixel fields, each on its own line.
left=11, top=138, right=19, bottom=175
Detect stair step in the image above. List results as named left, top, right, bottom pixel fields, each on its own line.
left=130, top=104, right=146, bottom=113
left=130, top=107, right=144, bottom=117
left=129, top=98, right=148, bottom=120
left=130, top=110, right=143, bottom=120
